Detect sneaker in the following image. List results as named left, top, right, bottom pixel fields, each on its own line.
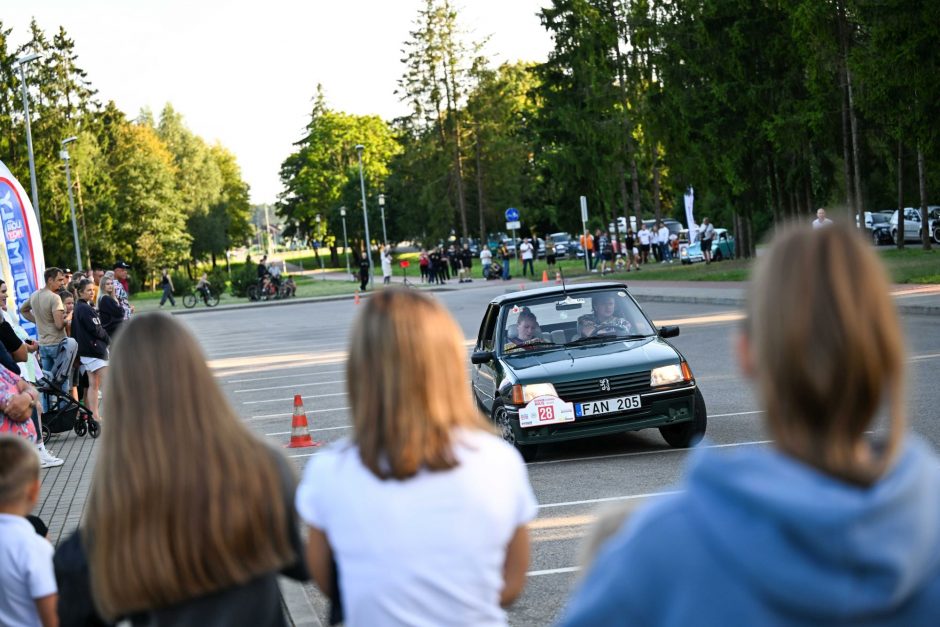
left=39, top=450, right=64, bottom=468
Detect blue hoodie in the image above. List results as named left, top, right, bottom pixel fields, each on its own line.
left=558, top=438, right=940, bottom=626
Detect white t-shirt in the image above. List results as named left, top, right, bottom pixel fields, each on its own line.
left=657, top=226, right=669, bottom=244
left=480, top=248, right=492, bottom=264
left=0, top=514, right=57, bottom=627
left=638, top=228, right=651, bottom=245
left=519, top=242, right=533, bottom=260
left=812, top=218, right=833, bottom=229
left=381, top=252, right=393, bottom=276
left=296, top=430, right=538, bottom=627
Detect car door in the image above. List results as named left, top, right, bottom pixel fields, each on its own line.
left=905, top=209, right=921, bottom=242
left=472, top=304, right=501, bottom=413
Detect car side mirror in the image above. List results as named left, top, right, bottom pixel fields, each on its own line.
left=659, top=326, right=680, bottom=338
left=471, top=350, right=494, bottom=364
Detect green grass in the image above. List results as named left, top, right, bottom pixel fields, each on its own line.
left=878, top=248, right=940, bottom=284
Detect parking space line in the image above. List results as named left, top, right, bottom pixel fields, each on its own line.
left=527, top=438, right=773, bottom=467
left=539, top=490, right=681, bottom=509
left=224, top=369, right=344, bottom=384
left=266, top=425, right=351, bottom=436
left=527, top=566, right=580, bottom=577
left=235, top=380, right=345, bottom=394
left=242, top=392, right=347, bottom=405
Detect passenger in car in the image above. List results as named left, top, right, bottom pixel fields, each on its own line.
left=504, top=309, right=542, bottom=351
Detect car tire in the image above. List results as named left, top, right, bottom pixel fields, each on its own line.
left=492, top=402, right=538, bottom=462
left=713, top=249, right=724, bottom=262
left=934, top=227, right=940, bottom=245
left=659, top=388, right=707, bottom=448
left=892, top=229, right=900, bottom=245
left=873, top=231, right=881, bottom=246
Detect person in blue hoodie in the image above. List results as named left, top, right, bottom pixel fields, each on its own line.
left=558, top=222, right=940, bottom=626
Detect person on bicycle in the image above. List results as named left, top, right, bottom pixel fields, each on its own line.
left=196, top=273, right=212, bottom=305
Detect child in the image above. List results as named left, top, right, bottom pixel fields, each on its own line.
left=0, top=435, right=58, bottom=627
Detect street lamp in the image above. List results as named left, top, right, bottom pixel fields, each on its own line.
left=13, top=53, right=42, bottom=234
left=355, top=144, right=374, bottom=287
left=378, top=193, right=388, bottom=247
left=59, top=137, right=82, bottom=270
left=340, top=207, right=351, bottom=279
left=315, top=214, right=325, bottom=280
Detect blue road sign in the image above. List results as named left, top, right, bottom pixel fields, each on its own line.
left=505, top=207, right=520, bottom=222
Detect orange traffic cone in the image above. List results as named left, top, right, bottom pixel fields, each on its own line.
left=542, top=270, right=549, bottom=283
left=354, top=290, right=360, bottom=305
left=285, top=395, right=321, bottom=448
left=519, top=283, right=525, bottom=291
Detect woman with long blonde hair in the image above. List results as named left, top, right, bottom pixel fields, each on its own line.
left=296, top=289, right=537, bottom=626
left=54, top=314, right=307, bottom=626
left=560, top=223, right=940, bottom=625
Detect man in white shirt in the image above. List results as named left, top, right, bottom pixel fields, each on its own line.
left=479, top=247, right=493, bottom=278
left=519, top=239, right=534, bottom=277
left=812, top=208, right=833, bottom=229
left=637, top=225, right=652, bottom=264
left=700, top=217, right=716, bottom=264
left=657, top=223, right=671, bottom=263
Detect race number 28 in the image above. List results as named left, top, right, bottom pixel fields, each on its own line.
left=538, top=406, right=555, bottom=421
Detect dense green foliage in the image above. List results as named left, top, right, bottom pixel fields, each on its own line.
left=281, top=0, right=939, bottom=253
left=1, top=19, right=253, bottom=282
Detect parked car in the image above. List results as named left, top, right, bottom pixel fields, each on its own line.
left=547, top=232, right=575, bottom=258
left=470, top=282, right=707, bottom=461
left=680, top=228, right=735, bottom=264
left=890, top=207, right=940, bottom=244
left=865, top=211, right=894, bottom=246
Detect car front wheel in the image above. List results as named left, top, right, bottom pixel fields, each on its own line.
left=492, top=402, right=538, bottom=462
left=659, top=388, right=707, bottom=448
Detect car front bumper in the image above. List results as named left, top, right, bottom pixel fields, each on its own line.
left=505, top=384, right=699, bottom=446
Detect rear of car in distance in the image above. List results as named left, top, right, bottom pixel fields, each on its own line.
left=470, top=283, right=707, bottom=461
left=548, top=232, right=574, bottom=258
left=680, top=228, right=735, bottom=264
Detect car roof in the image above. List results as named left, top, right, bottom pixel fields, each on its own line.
left=487, top=281, right=631, bottom=306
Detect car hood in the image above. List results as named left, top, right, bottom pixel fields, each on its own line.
left=501, top=337, right=680, bottom=383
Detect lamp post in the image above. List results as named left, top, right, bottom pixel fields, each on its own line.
left=340, top=207, right=351, bottom=279
left=60, top=137, right=83, bottom=270
left=315, top=214, right=325, bottom=280
left=378, top=193, right=388, bottom=247
left=13, top=53, right=42, bottom=234
left=355, top=144, right=374, bottom=287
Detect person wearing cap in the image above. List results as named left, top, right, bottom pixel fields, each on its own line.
left=111, top=262, right=133, bottom=320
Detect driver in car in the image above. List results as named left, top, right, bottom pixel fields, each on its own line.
left=585, top=293, right=633, bottom=336
left=504, top=309, right=543, bottom=351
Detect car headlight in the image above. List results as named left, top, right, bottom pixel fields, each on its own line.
left=650, top=363, right=693, bottom=387
left=511, top=383, right=558, bottom=404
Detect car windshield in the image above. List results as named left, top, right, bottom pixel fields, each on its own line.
left=500, top=289, right=656, bottom=353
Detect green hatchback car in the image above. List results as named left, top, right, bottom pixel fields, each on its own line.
left=471, top=282, right=706, bottom=461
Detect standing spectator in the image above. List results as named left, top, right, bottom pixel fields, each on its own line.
left=439, top=247, right=451, bottom=282
left=427, top=248, right=439, bottom=285
left=459, top=244, right=473, bottom=283
left=358, top=252, right=371, bottom=291
left=479, top=246, right=493, bottom=278
left=418, top=249, right=430, bottom=283
left=700, top=217, right=715, bottom=264
left=520, top=238, right=535, bottom=277
left=90, top=267, right=105, bottom=302
left=560, top=224, right=940, bottom=625
left=545, top=239, right=556, bottom=267
left=19, top=268, right=69, bottom=405
left=596, top=230, right=610, bottom=274
left=58, top=290, right=75, bottom=338
left=637, top=224, right=652, bottom=264
left=381, top=247, right=393, bottom=286
left=812, top=208, right=833, bottom=229
left=447, top=245, right=459, bottom=279
left=111, top=261, right=133, bottom=319
left=97, top=275, right=125, bottom=340
left=499, top=242, right=511, bottom=280
left=295, top=290, right=536, bottom=627
left=159, top=268, right=176, bottom=307
left=657, top=222, right=671, bottom=263
left=623, top=228, right=639, bottom=272
left=71, top=279, right=108, bottom=422
left=0, top=435, right=58, bottom=627
left=0, top=281, right=62, bottom=468
left=54, top=314, right=308, bottom=626
left=581, top=231, right=595, bottom=269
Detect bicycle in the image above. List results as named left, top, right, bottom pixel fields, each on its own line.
left=247, top=280, right=293, bottom=301
left=183, top=287, right=220, bottom=308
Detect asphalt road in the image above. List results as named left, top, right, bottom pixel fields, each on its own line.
left=181, top=284, right=940, bottom=626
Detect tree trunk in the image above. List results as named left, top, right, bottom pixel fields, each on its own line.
left=211, top=252, right=217, bottom=269
left=631, top=157, right=642, bottom=228
left=652, top=153, right=662, bottom=223
left=897, top=138, right=904, bottom=249
left=917, top=146, right=932, bottom=251
left=847, top=65, right=864, bottom=228
left=840, top=74, right=855, bottom=219
left=475, top=125, right=487, bottom=245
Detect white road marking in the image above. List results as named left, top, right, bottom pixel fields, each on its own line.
left=267, top=425, right=351, bottom=436
left=235, top=380, right=345, bottom=394
left=526, top=438, right=773, bottom=467
left=538, top=490, right=681, bottom=509
left=527, top=566, right=580, bottom=577
left=223, top=369, right=344, bottom=383
left=287, top=450, right=323, bottom=459
left=207, top=341, right=347, bottom=359
left=709, top=410, right=764, bottom=418
left=241, top=406, right=351, bottom=422
left=242, top=392, right=347, bottom=405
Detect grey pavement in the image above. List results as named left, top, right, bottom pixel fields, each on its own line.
left=36, top=281, right=940, bottom=625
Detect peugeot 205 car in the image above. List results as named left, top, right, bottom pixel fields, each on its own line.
left=471, top=282, right=706, bottom=461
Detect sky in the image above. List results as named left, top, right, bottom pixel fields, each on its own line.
left=9, top=0, right=553, bottom=204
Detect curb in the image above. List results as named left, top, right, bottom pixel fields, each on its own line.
left=630, top=294, right=940, bottom=316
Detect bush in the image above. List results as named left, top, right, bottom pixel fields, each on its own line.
left=229, top=262, right=258, bottom=298
left=207, top=268, right=228, bottom=295
left=171, top=271, right=192, bottom=295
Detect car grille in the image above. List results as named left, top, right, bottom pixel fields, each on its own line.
left=554, top=371, right=651, bottom=403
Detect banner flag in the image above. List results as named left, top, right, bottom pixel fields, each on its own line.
left=684, top=187, right=698, bottom=243
left=0, top=160, right=46, bottom=337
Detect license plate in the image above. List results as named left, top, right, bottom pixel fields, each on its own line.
left=575, top=394, right=642, bottom=417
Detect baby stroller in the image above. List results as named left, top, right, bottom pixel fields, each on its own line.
left=35, top=337, right=99, bottom=443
